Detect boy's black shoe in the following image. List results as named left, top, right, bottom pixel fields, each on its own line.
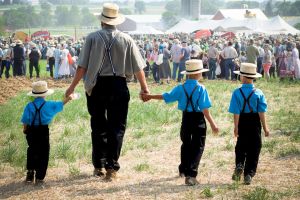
left=25, top=170, right=34, bottom=183
left=93, top=168, right=106, bottom=177
left=232, top=164, right=244, bottom=181
left=244, top=175, right=252, bottom=185
left=179, top=172, right=185, bottom=178
left=185, top=177, right=199, bottom=186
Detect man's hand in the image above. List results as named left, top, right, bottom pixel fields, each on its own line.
left=65, top=86, right=75, bottom=98
left=264, top=128, right=270, bottom=137
left=139, top=88, right=150, bottom=102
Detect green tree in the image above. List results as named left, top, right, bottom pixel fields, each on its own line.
left=120, top=8, right=133, bottom=15
left=161, top=11, right=178, bottom=30
left=264, top=0, right=274, bottom=17
left=226, top=1, right=260, bottom=9
left=55, top=5, right=70, bottom=26
left=134, top=0, right=146, bottom=14
left=295, top=23, right=300, bottom=30
left=202, top=0, right=224, bottom=15
left=69, top=5, right=80, bottom=25
left=165, top=0, right=180, bottom=13
left=80, top=7, right=97, bottom=26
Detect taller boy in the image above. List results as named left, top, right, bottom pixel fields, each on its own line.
left=229, top=63, right=270, bottom=185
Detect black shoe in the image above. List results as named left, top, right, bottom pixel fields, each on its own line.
left=232, top=164, right=244, bottom=181
left=35, top=179, right=44, bottom=185
left=244, top=175, right=252, bottom=185
left=25, top=170, right=34, bottom=183
left=179, top=172, right=185, bottom=178
left=93, top=168, right=106, bottom=177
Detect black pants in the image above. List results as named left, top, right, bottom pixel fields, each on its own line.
left=48, top=57, right=55, bottom=77
left=26, top=125, right=49, bottom=180
left=152, top=63, right=160, bottom=83
left=179, top=112, right=206, bottom=178
left=0, top=60, right=10, bottom=78
left=236, top=113, right=262, bottom=177
left=13, top=60, right=24, bottom=76
left=29, top=60, right=39, bottom=78
left=86, top=76, right=130, bottom=171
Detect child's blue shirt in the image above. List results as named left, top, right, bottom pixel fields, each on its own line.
left=228, top=83, right=267, bottom=114
left=162, top=79, right=211, bottom=112
left=21, top=97, right=64, bottom=125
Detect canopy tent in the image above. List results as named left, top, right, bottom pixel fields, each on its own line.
left=166, top=16, right=300, bottom=35
left=194, top=29, right=211, bottom=39
left=128, top=25, right=164, bottom=35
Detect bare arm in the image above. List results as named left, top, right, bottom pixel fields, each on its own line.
left=234, top=114, right=240, bottom=137
left=259, top=112, right=270, bottom=137
left=203, top=109, right=219, bottom=134
left=65, top=66, right=87, bottom=97
left=135, top=70, right=150, bottom=101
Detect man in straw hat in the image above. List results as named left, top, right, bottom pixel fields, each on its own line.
left=143, top=59, right=219, bottom=186
left=229, top=63, right=270, bottom=185
left=21, top=81, right=72, bottom=184
left=12, top=39, right=25, bottom=77
left=65, top=3, right=149, bottom=181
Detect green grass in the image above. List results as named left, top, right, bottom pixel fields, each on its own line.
left=243, top=187, right=279, bottom=200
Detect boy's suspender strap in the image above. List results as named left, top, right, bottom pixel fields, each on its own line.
left=31, top=101, right=46, bottom=126
left=239, top=88, right=256, bottom=113
left=97, top=31, right=120, bottom=76
left=182, top=84, right=198, bottom=112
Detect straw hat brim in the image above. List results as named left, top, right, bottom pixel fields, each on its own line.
left=181, top=69, right=209, bottom=75
left=99, top=14, right=125, bottom=25
left=233, top=71, right=262, bottom=78
left=27, top=89, right=54, bottom=97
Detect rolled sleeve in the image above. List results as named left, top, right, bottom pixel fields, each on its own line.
left=258, top=94, right=267, bottom=113
left=229, top=92, right=241, bottom=114
left=198, top=88, right=212, bottom=111
left=77, top=36, right=92, bottom=69
left=162, top=85, right=181, bottom=104
left=21, top=105, right=30, bottom=125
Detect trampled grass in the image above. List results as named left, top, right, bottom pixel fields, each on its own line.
left=0, top=77, right=299, bottom=199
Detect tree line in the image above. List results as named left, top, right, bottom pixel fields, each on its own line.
left=2, top=3, right=97, bottom=30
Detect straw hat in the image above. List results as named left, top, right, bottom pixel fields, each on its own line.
left=27, top=81, right=54, bottom=97
left=234, top=63, right=262, bottom=78
left=98, top=3, right=125, bottom=25
left=15, top=40, right=23, bottom=45
left=181, top=59, right=209, bottom=75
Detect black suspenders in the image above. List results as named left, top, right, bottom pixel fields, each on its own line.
left=31, top=101, right=46, bottom=126
left=182, top=84, right=199, bottom=112
left=97, top=31, right=120, bottom=76
left=239, top=88, right=256, bottom=113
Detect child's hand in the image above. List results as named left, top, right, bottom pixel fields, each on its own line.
left=142, top=93, right=151, bottom=102
left=264, top=128, right=270, bottom=137
left=234, top=127, right=238, bottom=137
left=211, top=124, right=219, bottom=135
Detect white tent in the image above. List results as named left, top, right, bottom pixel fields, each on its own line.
left=128, top=25, right=164, bottom=35
left=165, top=19, right=201, bottom=33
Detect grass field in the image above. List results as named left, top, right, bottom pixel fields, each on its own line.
left=0, top=64, right=299, bottom=199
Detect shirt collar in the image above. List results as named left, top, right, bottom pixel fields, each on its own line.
left=241, top=83, right=254, bottom=88
left=33, top=97, right=45, bottom=103
left=185, top=79, right=199, bottom=84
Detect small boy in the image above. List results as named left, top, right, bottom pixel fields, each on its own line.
left=144, top=59, right=219, bottom=186
left=21, top=81, right=72, bottom=184
left=229, top=63, right=270, bottom=185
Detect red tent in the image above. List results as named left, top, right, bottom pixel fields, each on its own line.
left=194, top=29, right=211, bottom=39
left=221, top=32, right=235, bottom=39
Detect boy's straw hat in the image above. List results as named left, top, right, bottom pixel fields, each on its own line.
left=234, top=63, right=262, bottom=78
left=181, top=59, right=209, bottom=75
left=98, top=3, right=125, bottom=25
left=27, top=81, right=54, bottom=97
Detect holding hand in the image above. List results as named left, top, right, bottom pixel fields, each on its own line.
left=234, top=127, right=238, bottom=138
left=264, top=128, right=270, bottom=137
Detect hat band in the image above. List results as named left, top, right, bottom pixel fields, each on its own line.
left=186, top=69, right=201, bottom=73
left=102, top=13, right=117, bottom=19
left=32, top=90, right=48, bottom=94
left=240, top=71, right=256, bottom=76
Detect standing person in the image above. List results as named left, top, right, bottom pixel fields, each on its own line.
left=292, top=42, right=300, bottom=79
left=170, top=39, right=182, bottom=82
left=262, top=44, right=272, bottom=81
left=53, top=44, right=61, bottom=79
left=229, top=63, right=269, bottom=185
left=46, top=43, right=55, bottom=78
left=143, top=59, right=219, bottom=186
left=222, top=41, right=238, bottom=80
left=58, top=44, right=70, bottom=79
left=207, top=41, right=219, bottom=80
left=0, top=45, right=10, bottom=79
left=178, top=41, right=191, bottom=82
left=12, top=40, right=25, bottom=77
left=22, top=81, right=72, bottom=184
left=257, top=42, right=264, bottom=74
left=65, top=3, right=149, bottom=181
left=28, top=43, right=41, bottom=79
left=246, top=39, right=259, bottom=64
left=150, top=44, right=160, bottom=83
left=159, top=44, right=171, bottom=84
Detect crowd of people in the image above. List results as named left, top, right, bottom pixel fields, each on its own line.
left=1, top=32, right=300, bottom=82
left=133, top=33, right=300, bottom=83
left=0, top=38, right=82, bottom=79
